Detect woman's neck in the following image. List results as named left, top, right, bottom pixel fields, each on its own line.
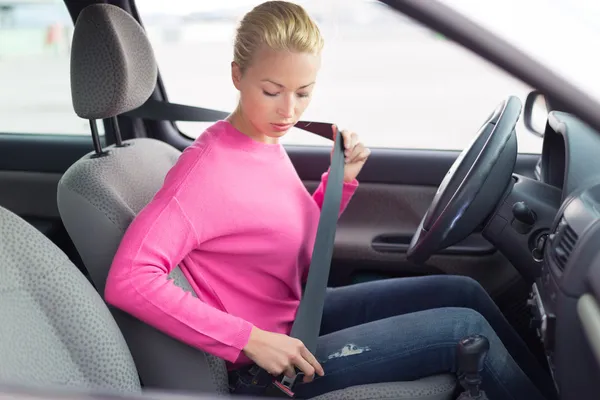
left=226, top=107, right=279, bottom=144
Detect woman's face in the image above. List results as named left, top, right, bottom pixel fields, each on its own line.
left=231, top=45, right=321, bottom=143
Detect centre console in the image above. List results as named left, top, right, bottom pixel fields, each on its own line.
left=527, top=182, right=600, bottom=399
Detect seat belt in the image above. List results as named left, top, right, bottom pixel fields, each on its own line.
left=266, top=123, right=345, bottom=398
left=123, top=99, right=346, bottom=397
left=123, top=98, right=340, bottom=141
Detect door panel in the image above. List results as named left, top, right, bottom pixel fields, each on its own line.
left=290, top=146, right=537, bottom=183
left=303, top=180, right=522, bottom=295
left=0, top=134, right=98, bottom=173
left=292, top=146, right=538, bottom=297
left=0, top=170, right=62, bottom=220
left=294, top=146, right=538, bottom=340
left=0, top=134, right=98, bottom=270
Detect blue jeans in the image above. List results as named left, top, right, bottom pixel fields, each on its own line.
left=229, top=275, right=557, bottom=400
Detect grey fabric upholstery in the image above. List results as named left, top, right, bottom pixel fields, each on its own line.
left=0, top=206, right=140, bottom=394
left=57, top=139, right=231, bottom=395
left=58, top=3, right=457, bottom=399
left=310, top=375, right=457, bottom=400
left=70, top=4, right=157, bottom=119
left=57, top=138, right=181, bottom=295
left=64, top=4, right=237, bottom=394
left=0, top=202, right=456, bottom=400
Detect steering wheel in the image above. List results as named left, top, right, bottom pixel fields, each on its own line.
left=407, top=96, right=522, bottom=263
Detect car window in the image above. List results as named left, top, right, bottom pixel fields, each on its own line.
left=137, top=0, right=542, bottom=154
left=0, top=2, right=103, bottom=136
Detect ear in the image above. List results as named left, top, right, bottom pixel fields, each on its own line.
left=231, top=62, right=242, bottom=90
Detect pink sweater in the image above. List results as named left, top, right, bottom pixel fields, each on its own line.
left=104, top=120, right=358, bottom=369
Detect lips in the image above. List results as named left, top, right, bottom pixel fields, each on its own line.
left=271, top=123, right=294, bottom=132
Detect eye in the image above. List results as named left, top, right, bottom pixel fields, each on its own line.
left=263, top=90, right=278, bottom=97
left=297, top=92, right=310, bottom=98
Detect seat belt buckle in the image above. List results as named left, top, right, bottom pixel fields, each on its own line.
left=266, top=373, right=302, bottom=398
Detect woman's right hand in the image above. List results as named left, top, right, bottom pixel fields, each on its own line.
left=242, top=326, right=325, bottom=383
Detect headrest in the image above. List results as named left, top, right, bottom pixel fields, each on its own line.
left=70, top=4, right=157, bottom=120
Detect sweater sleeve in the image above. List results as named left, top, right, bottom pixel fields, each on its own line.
left=104, top=195, right=254, bottom=363
left=312, top=170, right=359, bottom=215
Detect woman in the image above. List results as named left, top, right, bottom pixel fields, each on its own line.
left=104, top=2, right=556, bottom=399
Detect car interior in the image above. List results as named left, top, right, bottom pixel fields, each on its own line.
left=1, top=0, right=600, bottom=400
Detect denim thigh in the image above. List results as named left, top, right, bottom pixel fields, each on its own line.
left=294, top=307, right=548, bottom=400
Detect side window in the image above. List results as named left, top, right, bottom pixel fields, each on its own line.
left=138, top=0, right=542, bottom=154
left=0, top=2, right=103, bottom=136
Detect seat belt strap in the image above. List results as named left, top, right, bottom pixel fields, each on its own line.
left=122, top=99, right=336, bottom=141
left=123, top=100, right=345, bottom=397
left=123, top=99, right=230, bottom=123
left=289, top=125, right=344, bottom=351
left=267, top=125, right=344, bottom=398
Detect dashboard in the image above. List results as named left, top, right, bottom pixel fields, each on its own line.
left=539, top=112, right=600, bottom=195
left=525, top=111, right=600, bottom=399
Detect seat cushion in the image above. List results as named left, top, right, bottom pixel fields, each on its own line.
left=310, top=374, right=456, bottom=400
left=0, top=206, right=140, bottom=393
left=57, top=138, right=182, bottom=295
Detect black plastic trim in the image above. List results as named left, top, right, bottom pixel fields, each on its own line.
left=290, top=146, right=538, bottom=185
left=372, top=232, right=495, bottom=255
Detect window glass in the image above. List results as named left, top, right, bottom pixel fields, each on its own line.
left=0, top=1, right=103, bottom=135
left=138, top=0, right=541, bottom=153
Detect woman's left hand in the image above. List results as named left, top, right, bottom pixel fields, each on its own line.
left=333, top=125, right=371, bottom=183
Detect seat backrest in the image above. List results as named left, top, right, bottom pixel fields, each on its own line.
left=0, top=206, right=140, bottom=394
left=57, top=4, right=229, bottom=395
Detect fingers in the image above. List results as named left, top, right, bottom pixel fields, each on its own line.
left=283, top=365, right=296, bottom=379
left=337, top=129, right=356, bottom=150
left=341, top=130, right=369, bottom=163
left=347, top=131, right=359, bottom=151
left=300, top=346, right=325, bottom=378
left=292, top=353, right=316, bottom=382
left=331, top=126, right=370, bottom=165
left=291, top=342, right=324, bottom=383
left=347, top=143, right=371, bottom=163
left=332, top=126, right=355, bottom=148
left=275, top=341, right=323, bottom=383
left=248, top=330, right=325, bottom=384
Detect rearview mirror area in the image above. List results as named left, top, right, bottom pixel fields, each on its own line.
left=524, top=90, right=551, bottom=137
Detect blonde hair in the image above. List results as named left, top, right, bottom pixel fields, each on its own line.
left=233, top=1, right=324, bottom=73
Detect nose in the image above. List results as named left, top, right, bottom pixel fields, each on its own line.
left=277, top=94, right=294, bottom=119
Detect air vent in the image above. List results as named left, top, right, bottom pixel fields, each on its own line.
left=552, top=218, right=578, bottom=271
